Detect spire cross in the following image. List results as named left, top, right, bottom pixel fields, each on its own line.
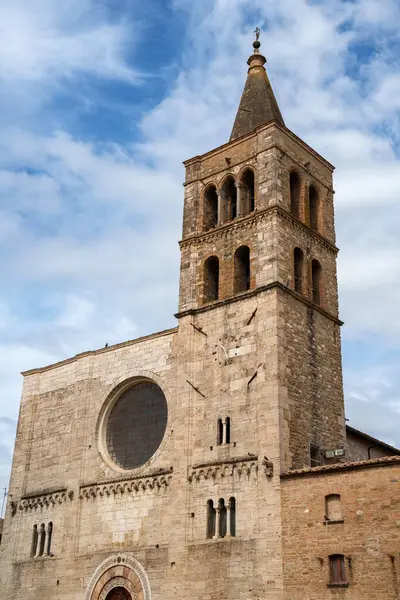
left=253, top=27, right=261, bottom=54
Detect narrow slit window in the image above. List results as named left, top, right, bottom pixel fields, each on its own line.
left=225, top=417, right=231, bottom=444
left=217, top=419, right=223, bottom=446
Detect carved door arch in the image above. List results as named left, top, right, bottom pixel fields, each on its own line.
left=85, top=554, right=151, bottom=600
left=106, top=588, right=132, bottom=600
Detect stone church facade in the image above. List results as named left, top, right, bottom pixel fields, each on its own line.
left=0, top=37, right=399, bottom=600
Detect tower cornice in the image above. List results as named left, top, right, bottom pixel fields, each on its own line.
left=175, top=281, right=343, bottom=326
left=179, top=205, right=339, bottom=255
left=183, top=121, right=334, bottom=174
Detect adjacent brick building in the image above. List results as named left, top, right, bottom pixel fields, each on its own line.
left=0, top=36, right=398, bottom=600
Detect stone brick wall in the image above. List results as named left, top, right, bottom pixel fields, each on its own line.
left=281, top=458, right=400, bottom=600
left=278, top=292, right=345, bottom=471
left=0, top=291, right=287, bottom=600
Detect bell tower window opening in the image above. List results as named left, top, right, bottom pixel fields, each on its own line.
left=311, top=259, right=322, bottom=305
left=293, top=248, right=304, bottom=294
left=203, top=256, right=219, bottom=303
left=221, top=176, right=237, bottom=221
left=203, top=184, right=218, bottom=231
left=241, top=168, right=255, bottom=215
left=234, top=246, right=251, bottom=294
left=290, top=172, right=301, bottom=219
left=309, top=185, right=320, bottom=232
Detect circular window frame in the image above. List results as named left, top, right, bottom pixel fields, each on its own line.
left=97, top=374, right=171, bottom=475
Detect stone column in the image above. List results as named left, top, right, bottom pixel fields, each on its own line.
left=44, top=527, right=50, bottom=556
left=217, top=191, right=223, bottom=225
left=222, top=419, right=227, bottom=445
left=36, top=525, right=44, bottom=557
left=214, top=508, right=221, bottom=538
left=226, top=504, right=232, bottom=537
left=236, top=181, right=243, bottom=216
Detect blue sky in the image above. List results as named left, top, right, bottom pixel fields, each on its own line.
left=1, top=0, right=400, bottom=492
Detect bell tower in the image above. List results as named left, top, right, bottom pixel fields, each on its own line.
left=176, top=32, right=346, bottom=472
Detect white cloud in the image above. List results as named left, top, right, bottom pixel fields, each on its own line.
left=0, top=0, right=139, bottom=85
left=0, top=0, right=400, bottom=492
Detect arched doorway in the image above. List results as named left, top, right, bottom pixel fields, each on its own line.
left=85, top=554, right=151, bottom=600
left=106, top=588, right=132, bottom=600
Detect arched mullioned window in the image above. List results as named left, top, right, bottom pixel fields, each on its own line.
left=203, top=256, right=219, bottom=303
left=46, top=522, right=53, bottom=556
left=207, top=500, right=216, bottom=539
left=30, top=524, right=38, bottom=558
left=229, top=497, right=236, bottom=537
left=293, top=248, right=304, bottom=294
left=218, top=499, right=227, bottom=538
left=240, top=169, right=255, bottom=215
left=203, top=184, right=218, bottom=231
left=290, top=172, right=301, bottom=219
left=234, top=246, right=250, bottom=294
left=309, top=185, right=320, bottom=232
left=221, top=176, right=237, bottom=222
left=217, top=418, right=223, bottom=446
left=311, top=259, right=322, bottom=305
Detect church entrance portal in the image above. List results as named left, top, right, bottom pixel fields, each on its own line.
left=105, top=588, right=132, bottom=600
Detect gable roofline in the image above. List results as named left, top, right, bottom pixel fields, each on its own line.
left=346, top=424, right=400, bottom=455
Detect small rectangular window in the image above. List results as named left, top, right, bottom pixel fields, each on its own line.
left=310, top=443, right=322, bottom=467
left=329, top=555, right=347, bottom=586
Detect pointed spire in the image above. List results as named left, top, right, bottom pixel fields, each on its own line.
left=230, top=28, right=284, bottom=142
